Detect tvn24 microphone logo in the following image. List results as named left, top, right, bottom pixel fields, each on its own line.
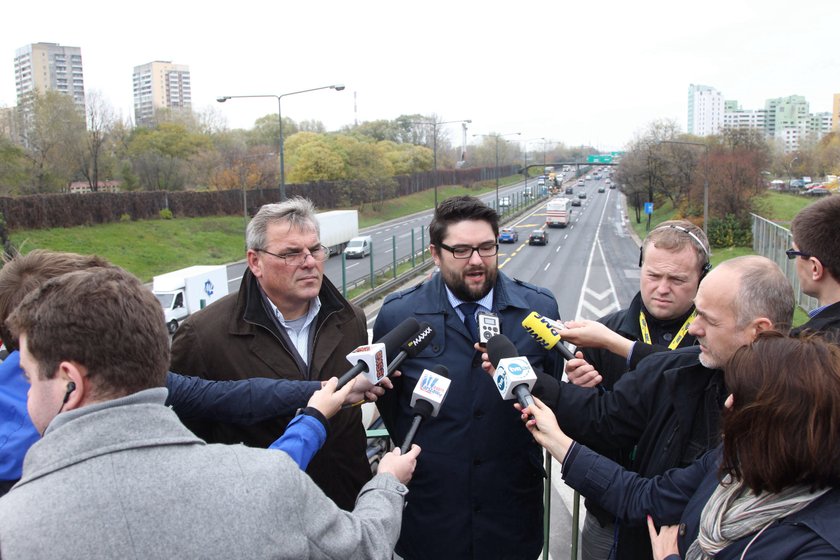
left=495, top=358, right=530, bottom=392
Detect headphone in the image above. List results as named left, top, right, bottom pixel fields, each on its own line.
left=61, top=381, right=76, bottom=405
left=639, top=224, right=712, bottom=279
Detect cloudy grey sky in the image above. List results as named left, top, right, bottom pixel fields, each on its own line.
left=3, top=0, right=837, bottom=152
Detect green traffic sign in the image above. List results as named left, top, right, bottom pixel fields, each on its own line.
left=587, top=155, right=613, bottom=163
left=610, top=151, right=625, bottom=157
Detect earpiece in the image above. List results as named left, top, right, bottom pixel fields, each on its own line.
left=62, top=381, right=76, bottom=405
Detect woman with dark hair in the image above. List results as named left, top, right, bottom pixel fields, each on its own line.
left=523, top=332, right=840, bottom=559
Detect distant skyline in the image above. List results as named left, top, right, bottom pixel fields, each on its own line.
left=3, top=0, right=837, bottom=152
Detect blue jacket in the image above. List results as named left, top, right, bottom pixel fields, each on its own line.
left=0, top=357, right=321, bottom=488
left=374, top=271, right=562, bottom=560
left=0, top=352, right=37, bottom=484
left=563, top=444, right=840, bottom=559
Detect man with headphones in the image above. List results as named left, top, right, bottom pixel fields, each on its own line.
left=552, top=220, right=711, bottom=560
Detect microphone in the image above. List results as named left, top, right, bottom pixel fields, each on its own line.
left=336, top=317, right=420, bottom=389
left=486, top=334, right=538, bottom=410
left=521, top=311, right=576, bottom=361
left=401, top=365, right=450, bottom=451
left=387, top=321, right=435, bottom=375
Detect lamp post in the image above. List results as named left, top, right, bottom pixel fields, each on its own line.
left=408, top=118, right=472, bottom=207
left=473, top=132, right=521, bottom=209
left=788, top=155, right=799, bottom=183
left=659, top=140, right=710, bottom=234
left=217, top=84, right=345, bottom=201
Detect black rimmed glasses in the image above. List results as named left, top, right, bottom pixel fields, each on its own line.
left=437, top=241, right=499, bottom=259
left=256, top=244, right=329, bottom=265
left=785, top=248, right=811, bottom=260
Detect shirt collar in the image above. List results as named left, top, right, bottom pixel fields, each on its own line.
left=267, top=295, right=321, bottom=327
left=445, top=285, right=494, bottom=315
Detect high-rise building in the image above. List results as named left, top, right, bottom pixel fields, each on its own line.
left=687, top=84, right=724, bottom=136
left=832, top=93, right=840, bottom=132
left=14, top=42, right=86, bottom=110
left=132, top=61, right=192, bottom=127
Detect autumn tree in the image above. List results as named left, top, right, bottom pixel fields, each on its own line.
left=126, top=122, right=211, bottom=190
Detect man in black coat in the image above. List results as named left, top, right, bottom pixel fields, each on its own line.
left=539, top=256, right=794, bottom=560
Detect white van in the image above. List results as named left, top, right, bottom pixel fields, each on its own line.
left=343, top=235, right=372, bottom=259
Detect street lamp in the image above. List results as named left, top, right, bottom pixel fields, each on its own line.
left=407, top=118, right=472, bottom=207
left=473, top=132, right=521, bottom=209
left=659, top=140, right=710, bottom=234
left=217, top=84, right=345, bottom=201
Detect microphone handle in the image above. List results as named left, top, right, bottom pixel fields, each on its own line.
left=336, top=361, right=368, bottom=390
left=555, top=342, right=575, bottom=361
left=400, top=414, right=423, bottom=451
left=513, top=384, right=534, bottom=410
left=386, top=350, right=408, bottom=375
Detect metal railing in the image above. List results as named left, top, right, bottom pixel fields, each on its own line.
left=751, top=213, right=818, bottom=313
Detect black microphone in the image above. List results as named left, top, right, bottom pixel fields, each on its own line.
left=387, top=321, right=435, bottom=375
left=400, top=365, right=450, bottom=452
left=336, top=317, right=420, bottom=389
left=486, top=334, right=538, bottom=410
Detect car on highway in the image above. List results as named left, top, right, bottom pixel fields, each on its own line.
left=609, top=183, right=616, bottom=189
left=499, top=196, right=511, bottom=208
left=528, top=229, right=549, bottom=246
left=571, top=198, right=582, bottom=207
left=565, top=186, right=574, bottom=194
left=598, top=186, right=605, bottom=193
left=498, top=227, right=519, bottom=243
left=578, top=191, right=587, bottom=199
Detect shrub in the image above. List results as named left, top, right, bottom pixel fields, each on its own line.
left=119, top=213, right=132, bottom=222
left=159, top=208, right=174, bottom=220
left=707, top=214, right=752, bottom=248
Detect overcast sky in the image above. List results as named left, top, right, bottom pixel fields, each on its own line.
left=3, top=0, right=837, bottom=152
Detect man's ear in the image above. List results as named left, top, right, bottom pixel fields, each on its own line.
left=430, top=244, right=441, bottom=267
left=809, top=256, right=826, bottom=282
left=59, top=361, right=87, bottom=411
left=752, top=317, right=774, bottom=337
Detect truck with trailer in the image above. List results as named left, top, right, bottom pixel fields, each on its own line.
left=316, top=210, right=359, bottom=256
left=545, top=197, right=571, bottom=228
left=153, top=265, right=230, bottom=334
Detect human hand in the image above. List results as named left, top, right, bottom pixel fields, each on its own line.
left=344, top=373, right=397, bottom=406
left=647, top=516, right=679, bottom=560
left=564, top=352, right=603, bottom=387
left=378, top=444, right=421, bottom=485
left=515, top=397, right=573, bottom=461
left=479, top=350, right=495, bottom=375
left=307, top=377, right=353, bottom=419
left=562, top=320, right=634, bottom=358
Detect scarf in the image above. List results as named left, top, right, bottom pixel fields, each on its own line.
left=685, top=474, right=830, bottom=560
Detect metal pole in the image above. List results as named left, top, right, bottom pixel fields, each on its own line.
left=495, top=136, right=500, bottom=209
left=433, top=122, right=438, bottom=208
left=277, top=97, right=286, bottom=201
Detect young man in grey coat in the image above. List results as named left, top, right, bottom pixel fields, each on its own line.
left=0, top=266, right=419, bottom=560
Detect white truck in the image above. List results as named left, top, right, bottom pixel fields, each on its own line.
left=153, top=265, right=230, bottom=334
left=316, top=210, right=359, bottom=256
left=546, top=197, right=571, bottom=228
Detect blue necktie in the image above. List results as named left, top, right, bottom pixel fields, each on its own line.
left=459, top=302, right=479, bottom=342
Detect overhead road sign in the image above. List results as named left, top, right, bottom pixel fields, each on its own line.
left=587, top=155, right=613, bottom=164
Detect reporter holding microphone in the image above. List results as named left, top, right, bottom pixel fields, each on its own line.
left=519, top=333, right=840, bottom=560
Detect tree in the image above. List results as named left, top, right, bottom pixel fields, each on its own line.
left=18, top=91, right=86, bottom=192
left=0, top=136, right=28, bottom=195
left=126, top=122, right=211, bottom=190
left=76, top=90, right=118, bottom=192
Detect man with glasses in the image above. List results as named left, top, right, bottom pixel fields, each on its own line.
left=788, top=195, right=840, bottom=338
left=170, top=198, right=372, bottom=510
left=374, top=196, right=563, bottom=559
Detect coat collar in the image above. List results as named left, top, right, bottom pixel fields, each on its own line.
left=410, top=271, right=531, bottom=315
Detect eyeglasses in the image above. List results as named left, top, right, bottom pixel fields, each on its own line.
left=256, top=245, right=329, bottom=266
left=785, top=248, right=811, bottom=260
left=437, top=241, right=499, bottom=259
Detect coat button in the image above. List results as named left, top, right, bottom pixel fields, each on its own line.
left=678, top=523, right=686, bottom=536
left=474, top=410, right=484, bottom=419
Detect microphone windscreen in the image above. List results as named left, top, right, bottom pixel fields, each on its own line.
left=403, top=322, right=435, bottom=357
left=378, top=317, right=421, bottom=355
left=487, top=334, right=518, bottom=368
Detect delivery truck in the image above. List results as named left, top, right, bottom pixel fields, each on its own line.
left=316, top=210, right=359, bottom=256
left=153, top=265, right=230, bottom=334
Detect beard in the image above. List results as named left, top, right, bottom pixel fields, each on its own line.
left=442, top=262, right=497, bottom=302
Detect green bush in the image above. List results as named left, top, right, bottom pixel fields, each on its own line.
left=707, top=214, right=752, bottom=248
left=159, top=208, right=174, bottom=220
left=119, top=213, right=132, bottom=222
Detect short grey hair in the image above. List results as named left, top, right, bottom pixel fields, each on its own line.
left=246, top=197, right=320, bottom=251
left=719, top=256, right=793, bottom=333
